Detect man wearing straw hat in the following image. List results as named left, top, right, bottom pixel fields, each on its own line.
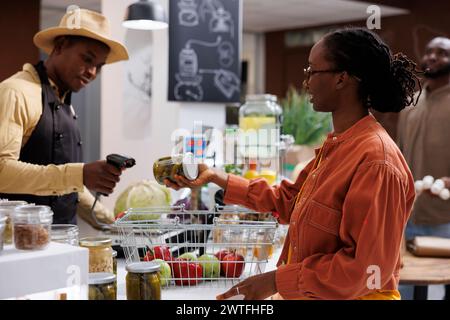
left=0, top=8, right=129, bottom=226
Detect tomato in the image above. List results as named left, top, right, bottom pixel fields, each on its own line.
left=221, top=252, right=245, bottom=278
left=171, top=258, right=203, bottom=286
left=214, top=249, right=230, bottom=261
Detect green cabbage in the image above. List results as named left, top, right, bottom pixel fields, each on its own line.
left=114, top=180, right=171, bottom=220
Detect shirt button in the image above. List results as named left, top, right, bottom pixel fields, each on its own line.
left=294, top=246, right=297, bottom=251
left=56, top=105, right=61, bottom=110
left=332, top=136, right=337, bottom=141
left=78, top=141, right=83, bottom=146
left=292, top=221, right=296, bottom=226
left=52, top=191, right=57, bottom=194
left=59, top=133, right=64, bottom=139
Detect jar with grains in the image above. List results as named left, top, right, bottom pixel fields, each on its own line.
left=79, top=237, right=113, bottom=273
left=50, top=224, right=79, bottom=246
left=88, top=273, right=116, bottom=300
left=0, top=200, right=28, bottom=245
left=153, top=152, right=198, bottom=185
left=12, top=205, right=53, bottom=250
left=126, top=262, right=161, bottom=300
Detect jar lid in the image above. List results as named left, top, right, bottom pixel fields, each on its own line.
left=13, top=205, right=53, bottom=220
left=88, top=272, right=116, bottom=285
left=112, top=250, right=117, bottom=258
left=79, top=237, right=112, bottom=247
left=245, top=94, right=277, bottom=102
left=182, top=152, right=198, bottom=180
left=50, top=224, right=79, bottom=239
left=0, top=200, right=28, bottom=207
left=126, top=261, right=160, bottom=273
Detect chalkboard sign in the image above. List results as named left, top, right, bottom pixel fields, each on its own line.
left=168, top=0, right=241, bottom=103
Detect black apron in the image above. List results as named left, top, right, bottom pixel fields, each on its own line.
left=0, top=61, right=83, bottom=224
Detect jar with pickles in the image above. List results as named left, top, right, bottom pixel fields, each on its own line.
left=153, top=152, right=198, bottom=185
left=79, top=237, right=113, bottom=273
left=126, top=262, right=161, bottom=300
left=88, top=273, right=116, bottom=300
left=0, top=200, right=27, bottom=245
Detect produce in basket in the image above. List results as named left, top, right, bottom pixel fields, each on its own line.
left=113, top=180, right=171, bottom=219
left=178, top=252, right=198, bottom=261
left=198, top=254, right=220, bottom=278
left=152, top=259, right=172, bottom=286
left=222, top=251, right=245, bottom=278
left=144, top=245, right=173, bottom=262
left=171, top=258, right=203, bottom=285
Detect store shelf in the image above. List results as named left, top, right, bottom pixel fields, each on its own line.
left=0, top=242, right=89, bottom=299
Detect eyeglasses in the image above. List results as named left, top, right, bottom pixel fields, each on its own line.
left=303, top=66, right=341, bottom=81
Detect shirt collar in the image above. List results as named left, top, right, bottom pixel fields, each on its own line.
left=424, top=82, right=450, bottom=100
left=327, top=114, right=377, bottom=144
left=23, top=63, right=69, bottom=103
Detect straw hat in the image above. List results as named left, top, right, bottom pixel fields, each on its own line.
left=33, top=8, right=129, bottom=64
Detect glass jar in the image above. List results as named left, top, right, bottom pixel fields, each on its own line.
left=12, top=205, right=53, bottom=250
left=0, top=213, right=7, bottom=252
left=79, top=237, right=113, bottom=273
left=153, top=152, right=198, bottom=185
left=88, top=273, right=116, bottom=300
left=112, top=250, right=117, bottom=275
left=50, top=224, right=79, bottom=246
left=239, top=94, right=281, bottom=183
left=0, top=200, right=28, bottom=245
left=126, top=262, right=161, bottom=300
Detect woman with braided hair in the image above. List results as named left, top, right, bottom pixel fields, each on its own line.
left=165, top=27, right=422, bottom=299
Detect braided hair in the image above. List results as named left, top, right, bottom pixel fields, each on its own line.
left=323, top=27, right=421, bottom=113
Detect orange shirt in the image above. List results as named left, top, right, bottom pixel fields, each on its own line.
left=223, top=114, right=415, bottom=299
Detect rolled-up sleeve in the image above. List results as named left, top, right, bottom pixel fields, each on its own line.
left=276, top=162, right=414, bottom=299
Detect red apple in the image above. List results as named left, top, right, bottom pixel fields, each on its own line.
left=215, top=249, right=230, bottom=261
left=221, top=252, right=245, bottom=278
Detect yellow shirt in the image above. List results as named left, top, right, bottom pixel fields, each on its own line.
left=0, top=63, right=113, bottom=224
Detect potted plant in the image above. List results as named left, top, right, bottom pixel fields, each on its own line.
left=281, top=87, right=332, bottom=180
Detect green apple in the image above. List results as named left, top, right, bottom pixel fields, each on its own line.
left=178, top=252, right=198, bottom=261
left=153, top=259, right=171, bottom=286
left=198, top=254, right=220, bottom=278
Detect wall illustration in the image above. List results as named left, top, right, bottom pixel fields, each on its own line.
left=123, top=30, right=153, bottom=139
left=169, top=0, right=241, bottom=103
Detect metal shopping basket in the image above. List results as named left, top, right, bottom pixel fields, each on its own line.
left=115, top=205, right=278, bottom=288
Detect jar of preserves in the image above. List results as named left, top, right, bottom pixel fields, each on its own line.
left=112, top=250, right=118, bottom=275
left=79, top=237, right=113, bottom=273
left=0, top=200, right=28, bottom=245
left=12, top=205, right=53, bottom=250
left=126, top=262, right=161, bottom=300
left=88, top=273, right=116, bottom=300
left=153, top=152, right=198, bottom=185
left=50, top=224, right=79, bottom=246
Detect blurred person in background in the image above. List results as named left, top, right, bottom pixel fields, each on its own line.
left=397, top=36, right=450, bottom=300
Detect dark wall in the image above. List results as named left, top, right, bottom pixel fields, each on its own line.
left=0, top=1, right=40, bottom=81
left=265, top=0, right=450, bottom=139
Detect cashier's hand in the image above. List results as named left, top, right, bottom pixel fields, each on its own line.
left=83, top=160, right=122, bottom=195
left=216, top=270, right=277, bottom=300
left=163, top=163, right=216, bottom=190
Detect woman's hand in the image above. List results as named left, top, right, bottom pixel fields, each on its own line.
left=163, top=163, right=217, bottom=190
left=216, top=270, right=278, bottom=300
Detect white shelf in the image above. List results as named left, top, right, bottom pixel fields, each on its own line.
left=0, top=242, right=89, bottom=299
